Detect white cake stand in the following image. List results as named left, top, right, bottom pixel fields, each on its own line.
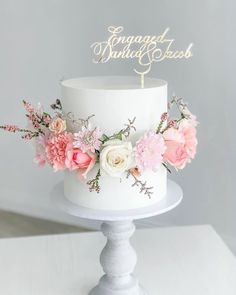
left=53, top=179, right=183, bottom=295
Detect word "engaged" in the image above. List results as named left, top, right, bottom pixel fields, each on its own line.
left=91, top=26, right=193, bottom=85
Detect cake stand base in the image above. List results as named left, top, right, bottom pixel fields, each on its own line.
left=53, top=180, right=183, bottom=295
left=88, top=221, right=147, bottom=295
left=89, top=283, right=147, bottom=295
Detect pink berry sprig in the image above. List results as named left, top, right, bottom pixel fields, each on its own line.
left=0, top=124, right=39, bottom=140
left=156, top=112, right=168, bottom=134
left=23, top=100, right=52, bottom=132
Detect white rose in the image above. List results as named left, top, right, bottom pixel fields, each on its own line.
left=100, top=139, right=133, bottom=177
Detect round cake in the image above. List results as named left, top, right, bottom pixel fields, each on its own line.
left=61, top=76, right=167, bottom=210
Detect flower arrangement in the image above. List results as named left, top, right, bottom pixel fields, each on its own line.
left=0, top=96, right=198, bottom=197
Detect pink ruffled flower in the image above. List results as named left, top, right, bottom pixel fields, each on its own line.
left=179, top=120, right=198, bottom=159
left=65, top=144, right=96, bottom=180
left=73, top=125, right=101, bottom=153
left=45, top=132, right=73, bottom=171
left=163, top=121, right=197, bottom=169
left=134, top=131, right=166, bottom=172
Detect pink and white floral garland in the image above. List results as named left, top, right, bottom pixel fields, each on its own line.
left=0, top=97, right=198, bottom=197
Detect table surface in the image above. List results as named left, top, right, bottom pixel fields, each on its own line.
left=0, top=225, right=235, bottom=295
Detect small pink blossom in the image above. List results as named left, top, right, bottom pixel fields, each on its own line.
left=1, top=124, right=19, bottom=132
left=23, top=101, right=35, bottom=113
left=65, top=144, right=96, bottom=180
left=74, top=125, right=101, bottom=153
left=134, top=131, right=166, bottom=172
left=45, top=132, right=73, bottom=171
left=167, top=119, right=178, bottom=129
left=22, top=133, right=34, bottom=140
left=161, top=112, right=168, bottom=121
left=27, top=113, right=40, bottom=130
left=42, top=114, right=51, bottom=125
left=163, top=121, right=197, bottom=169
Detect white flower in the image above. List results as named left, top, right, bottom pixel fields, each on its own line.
left=100, top=139, right=133, bottom=177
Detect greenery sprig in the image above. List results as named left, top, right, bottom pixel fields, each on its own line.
left=87, top=169, right=101, bottom=193
left=101, top=117, right=136, bottom=143
left=126, top=170, right=153, bottom=198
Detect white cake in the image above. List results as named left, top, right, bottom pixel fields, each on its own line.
left=61, top=76, right=167, bottom=210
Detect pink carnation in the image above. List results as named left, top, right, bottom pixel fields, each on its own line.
left=65, top=144, right=96, bottom=180
left=134, top=131, right=166, bottom=172
left=45, top=132, right=73, bottom=171
left=163, top=120, right=197, bottom=169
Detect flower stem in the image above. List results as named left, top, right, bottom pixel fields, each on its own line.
left=87, top=169, right=101, bottom=193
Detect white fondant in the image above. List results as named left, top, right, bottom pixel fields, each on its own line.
left=61, top=76, right=167, bottom=210
left=64, top=165, right=167, bottom=210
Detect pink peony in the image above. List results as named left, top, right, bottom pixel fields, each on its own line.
left=45, top=132, right=73, bottom=171
left=65, top=144, right=96, bottom=180
left=163, top=120, right=197, bottom=169
left=134, top=131, right=166, bottom=172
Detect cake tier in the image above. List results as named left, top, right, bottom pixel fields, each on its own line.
left=61, top=76, right=167, bottom=210
left=64, top=165, right=167, bottom=210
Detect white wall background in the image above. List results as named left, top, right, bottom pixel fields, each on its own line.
left=0, top=1, right=235, bottom=252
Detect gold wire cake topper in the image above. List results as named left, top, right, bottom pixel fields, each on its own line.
left=91, top=26, right=193, bottom=87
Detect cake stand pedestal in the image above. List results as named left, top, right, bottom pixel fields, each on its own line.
left=53, top=179, right=183, bottom=295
